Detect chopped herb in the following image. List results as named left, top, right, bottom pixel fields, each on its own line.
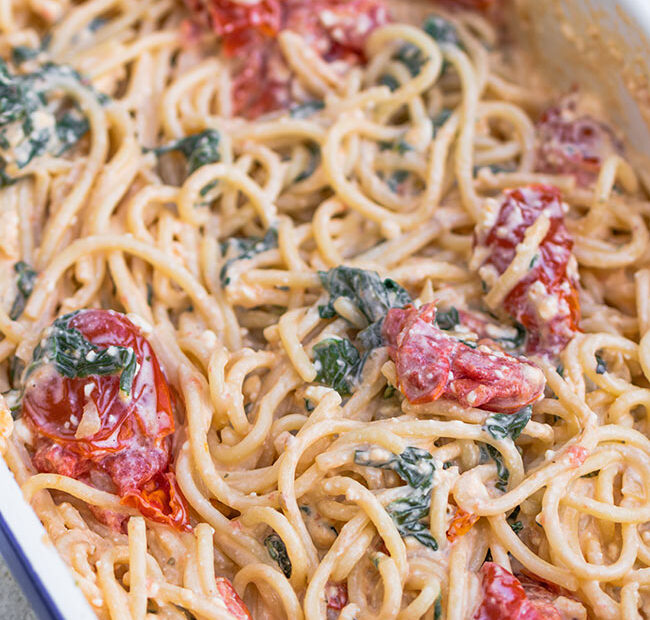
left=556, top=363, right=564, bottom=377
left=459, top=339, right=477, bottom=349
left=479, top=443, right=509, bottom=492
left=146, top=283, right=154, bottom=307
left=9, top=261, right=37, bottom=320
left=313, top=338, right=361, bottom=397
left=484, top=405, right=532, bottom=441
left=264, top=533, right=292, bottom=578
left=383, top=385, right=396, bottom=399
left=295, top=143, right=320, bottom=183
left=442, top=461, right=453, bottom=469
left=199, top=179, right=218, bottom=197
left=88, top=16, right=108, bottom=32
left=289, top=100, right=324, bottom=119
left=150, top=129, right=220, bottom=175
left=595, top=353, right=607, bottom=374
left=304, top=398, right=315, bottom=412
left=32, top=312, right=138, bottom=396
left=220, top=227, right=278, bottom=287
left=379, top=74, right=400, bottom=91
left=582, top=470, right=599, bottom=478
left=299, top=505, right=311, bottom=515
left=55, top=111, right=89, bottom=154
left=355, top=446, right=438, bottom=550
left=435, top=306, right=459, bottom=330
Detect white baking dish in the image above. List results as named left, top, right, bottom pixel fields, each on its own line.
left=0, top=1, right=649, bottom=618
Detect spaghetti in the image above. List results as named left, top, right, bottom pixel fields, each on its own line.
left=0, top=0, right=648, bottom=618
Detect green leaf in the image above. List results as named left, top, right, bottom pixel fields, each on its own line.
left=355, top=446, right=437, bottom=550
left=318, top=266, right=411, bottom=325
left=496, top=322, right=526, bottom=350
left=394, top=43, right=427, bottom=77
left=432, top=108, right=452, bottom=136
left=219, top=227, right=278, bottom=287
left=264, top=533, right=292, bottom=578
left=289, top=100, right=324, bottom=119
left=484, top=405, right=532, bottom=441
left=386, top=169, right=409, bottom=193
left=295, top=143, right=320, bottom=183
left=35, top=312, right=139, bottom=397
left=595, top=353, right=607, bottom=374
left=11, top=46, right=39, bottom=65
left=423, top=15, right=462, bottom=47
left=479, top=443, right=509, bottom=492
left=435, top=306, right=459, bottom=330
left=434, top=593, right=442, bottom=620
left=313, top=338, right=361, bottom=397
left=55, top=111, right=89, bottom=154
left=9, top=261, right=37, bottom=320
left=151, top=129, right=221, bottom=175
left=509, top=520, right=523, bottom=534
left=379, top=139, right=413, bottom=154
left=379, top=74, right=400, bottom=91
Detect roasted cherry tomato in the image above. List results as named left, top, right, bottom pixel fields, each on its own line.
left=382, top=304, right=545, bottom=412
left=536, top=96, right=622, bottom=186
left=474, top=563, right=562, bottom=620
left=23, top=309, right=190, bottom=532
left=474, top=185, right=580, bottom=359
left=215, top=577, right=252, bottom=620
left=446, top=508, right=480, bottom=542
left=183, top=0, right=389, bottom=118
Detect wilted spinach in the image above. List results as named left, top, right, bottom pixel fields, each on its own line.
left=355, top=446, right=438, bottom=550
left=31, top=312, right=138, bottom=396
left=9, top=261, right=37, bottom=320
left=264, top=533, right=292, bottom=578
left=150, top=129, right=220, bottom=175
left=595, top=353, right=607, bottom=375
left=479, top=443, right=509, bottom=492
left=295, top=143, right=320, bottom=183
left=313, top=338, right=362, bottom=397
left=289, top=100, right=324, bottom=119
left=484, top=405, right=532, bottom=441
left=435, top=306, right=459, bottom=330
left=220, top=227, right=278, bottom=286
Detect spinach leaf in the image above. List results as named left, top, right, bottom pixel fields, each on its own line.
left=151, top=129, right=220, bottom=175
left=509, top=520, right=523, bottom=534
left=264, top=533, right=292, bottom=578
left=313, top=338, right=361, bottom=397
left=484, top=405, right=532, bottom=441
left=289, top=100, right=324, bottom=119
left=0, top=60, right=92, bottom=178
left=34, top=313, right=138, bottom=396
left=479, top=443, right=509, bottom=492
left=355, top=446, right=438, bottom=550
left=379, top=139, right=413, bottom=154
left=386, top=169, right=409, bottom=193
left=295, top=143, right=320, bottom=183
left=8, top=355, right=24, bottom=389
left=220, top=227, right=278, bottom=287
left=496, top=322, right=526, bottom=350
left=394, top=43, right=427, bottom=77
left=55, top=111, right=89, bottom=154
left=595, top=353, right=607, bottom=374
left=423, top=15, right=462, bottom=47
left=379, top=74, right=400, bottom=91
left=434, top=594, right=442, bottom=620
left=9, top=261, right=37, bottom=320
left=432, top=108, right=452, bottom=136
left=435, top=306, right=459, bottom=330
left=11, top=46, right=39, bottom=65
left=318, top=266, right=411, bottom=324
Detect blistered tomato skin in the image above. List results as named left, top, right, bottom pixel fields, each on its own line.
left=183, top=0, right=389, bottom=118
left=536, top=96, right=622, bottom=187
left=474, top=185, right=580, bottom=359
left=215, top=577, right=253, bottom=620
left=22, top=309, right=190, bottom=532
left=383, top=304, right=545, bottom=413
left=474, top=563, right=561, bottom=620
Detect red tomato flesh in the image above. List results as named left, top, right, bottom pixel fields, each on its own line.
left=215, top=577, right=252, bottom=620
left=536, top=96, right=622, bottom=187
left=474, top=563, right=561, bottom=620
left=474, top=185, right=580, bottom=359
left=183, top=0, right=389, bottom=118
left=22, top=309, right=190, bottom=532
left=382, top=303, right=545, bottom=412
left=325, top=581, right=349, bottom=610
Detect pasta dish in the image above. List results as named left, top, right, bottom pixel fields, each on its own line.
left=0, top=0, right=649, bottom=618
